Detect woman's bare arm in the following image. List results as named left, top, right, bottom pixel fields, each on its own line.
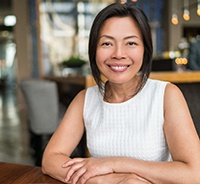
left=42, top=90, right=86, bottom=183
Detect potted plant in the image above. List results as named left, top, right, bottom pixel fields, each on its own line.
left=62, top=56, right=86, bottom=68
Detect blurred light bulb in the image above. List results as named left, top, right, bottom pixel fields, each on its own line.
left=171, top=14, right=178, bottom=25
left=183, top=9, right=190, bottom=21
left=175, top=58, right=188, bottom=65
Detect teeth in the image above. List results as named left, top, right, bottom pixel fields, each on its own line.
left=110, top=66, right=128, bottom=71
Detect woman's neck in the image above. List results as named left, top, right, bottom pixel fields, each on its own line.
left=104, top=77, right=141, bottom=103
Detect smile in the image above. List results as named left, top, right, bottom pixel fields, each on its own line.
left=109, top=65, right=130, bottom=72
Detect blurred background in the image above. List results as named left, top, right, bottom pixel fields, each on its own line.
left=0, top=0, right=200, bottom=166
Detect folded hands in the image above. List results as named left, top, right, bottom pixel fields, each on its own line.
left=62, top=157, right=151, bottom=184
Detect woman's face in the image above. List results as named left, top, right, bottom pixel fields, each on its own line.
left=96, top=17, right=144, bottom=85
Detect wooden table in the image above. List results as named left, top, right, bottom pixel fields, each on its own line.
left=0, top=162, right=63, bottom=183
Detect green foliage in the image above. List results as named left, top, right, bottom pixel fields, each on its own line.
left=62, top=56, right=86, bottom=68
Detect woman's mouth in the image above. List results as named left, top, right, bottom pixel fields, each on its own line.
left=109, top=65, right=130, bottom=72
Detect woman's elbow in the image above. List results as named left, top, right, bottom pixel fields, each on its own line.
left=41, top=160, right=47, bottom=174
left=41, top=153, right=50, bottom=175
left=187, top=163, right=200, bottom=184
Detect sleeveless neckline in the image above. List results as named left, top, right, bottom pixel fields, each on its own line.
left=101, top=79, right=150, bottom=106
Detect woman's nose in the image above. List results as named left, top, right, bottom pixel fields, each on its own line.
left=111, top=45, right=127, bottom=59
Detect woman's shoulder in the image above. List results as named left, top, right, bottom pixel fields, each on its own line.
left=74, top=85, right=100, bottom=104
left=164, top=82, right=183, bottom=99
left=147, top=79, right=181, bottom=96
left=162, top=81, right=186, bottom=116
left=71, top=89, right=87, bottom=106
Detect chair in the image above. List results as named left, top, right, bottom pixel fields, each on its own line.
left=20, top=79, right=65, bottom=166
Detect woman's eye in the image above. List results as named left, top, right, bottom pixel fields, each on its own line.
left=102, top=42, right=111, bottom=46
left=128, top=41, right=137, bottom=46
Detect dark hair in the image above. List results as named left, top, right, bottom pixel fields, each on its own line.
left=88, top=2, right=153, bottom=93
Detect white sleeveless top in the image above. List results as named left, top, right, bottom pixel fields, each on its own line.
left=84, top=79, right=171, bottom=161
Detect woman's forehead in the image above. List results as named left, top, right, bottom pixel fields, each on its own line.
left=99, top=17, right=142, bottom=39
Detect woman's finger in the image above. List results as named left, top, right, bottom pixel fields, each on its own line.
left=71, top=167, right=87, bottom=184
left=62, top=158, right=85, bottom=168
left=65, top=162, right=84, bottom=182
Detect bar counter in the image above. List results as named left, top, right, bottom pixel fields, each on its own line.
left=85, top=71, right=200, bottom=88
left=149, top=71, right=200, bottom=83
left=45, top=71, right=200, bottom=89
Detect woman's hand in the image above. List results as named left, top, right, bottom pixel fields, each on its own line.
left=85, top=173, right=152, bottom=184
left=117, top=173, right=152, bottom=184
left=62, top=157, right=114, bottom=184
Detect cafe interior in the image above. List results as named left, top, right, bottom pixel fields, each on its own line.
left=0, top=0, right=200, bottom=167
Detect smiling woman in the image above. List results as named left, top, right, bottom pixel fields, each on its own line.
left=42, top=3, right=200, bottom=184
left=89, top=4, right=152, bottom=96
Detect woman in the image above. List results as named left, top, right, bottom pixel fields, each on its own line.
left=42, top=3, right=200, bottom=184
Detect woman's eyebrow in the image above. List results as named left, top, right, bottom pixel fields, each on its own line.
left=99, top=35, right=114, bottom=40
left=124, top=35, right=142, bottom=41
left=99, top=34, right=141, bottom=40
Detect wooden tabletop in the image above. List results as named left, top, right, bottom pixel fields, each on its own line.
left=0, top=162, right=63, bottom=183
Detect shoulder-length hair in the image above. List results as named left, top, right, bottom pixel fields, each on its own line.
left=88, top=2, right=153, bottom=93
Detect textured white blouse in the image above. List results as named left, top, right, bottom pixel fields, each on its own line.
left=84, top=79, right=171, bottom=161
